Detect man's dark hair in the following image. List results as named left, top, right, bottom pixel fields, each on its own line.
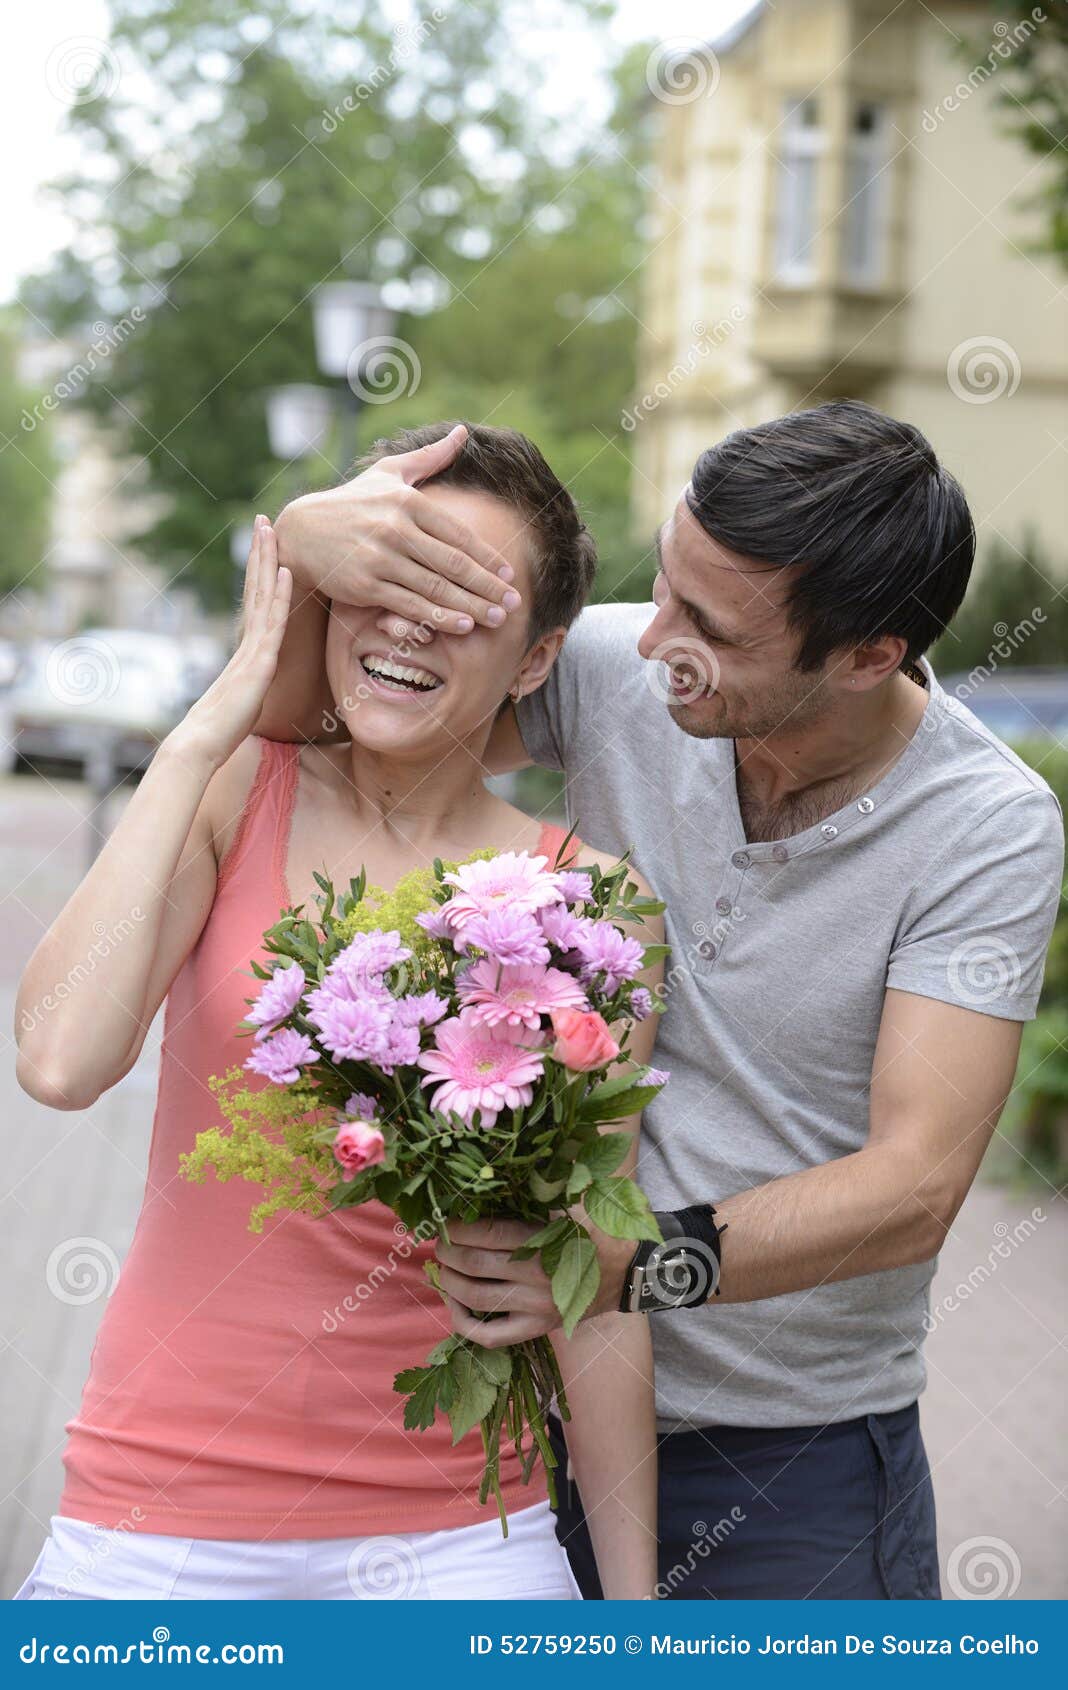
left=357, top=421, right=597, bottom=645
left=686, top=400, right=976, bottom=670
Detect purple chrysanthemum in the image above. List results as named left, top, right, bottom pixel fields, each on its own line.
left=630, top=986, right=654, bottom=1021
left=460, top=906, right=551, bottom=967
left=244, top=1027, right=316, bottom=1085
left=539, top=904, right=587, bottom=953
left=307, top=991, right=393, bottom=1063
left=326, top=930, right=411, bottom=995
left=245, top=960, right=306, bottom=1041
left=556, top=870, right=593, bottom=906
left=574, top=924, right=645, bottom=995
left=344, top=1092, right=379, bottom=1120
left=415, top=907, right=452, bottom=941
left=394, top=989, right=449, bottom=1029
left=646, top=1067, right=671, bottom=1089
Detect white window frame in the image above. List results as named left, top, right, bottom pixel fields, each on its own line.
left=843, top=101, right=888, bottom=288
left=773, top=97, right=824, bottom=286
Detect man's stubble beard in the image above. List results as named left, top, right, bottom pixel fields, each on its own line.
left=666, top=669, right=832, bottom=743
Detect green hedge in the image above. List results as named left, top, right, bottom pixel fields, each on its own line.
left=992, top=742, right=1068, bottom=1188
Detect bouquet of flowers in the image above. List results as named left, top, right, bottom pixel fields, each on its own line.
left=182, top=838, right=667, bottom=1529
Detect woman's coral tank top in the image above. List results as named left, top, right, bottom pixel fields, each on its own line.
left=59, top=737, right=575, bottom=1540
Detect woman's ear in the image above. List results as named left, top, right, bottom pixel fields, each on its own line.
left=512, top=627, right=567, bottom=702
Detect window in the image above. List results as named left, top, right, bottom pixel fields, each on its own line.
left=843, top=101, right=888, bottom=287
left=773, top=97, right=823, bottom=284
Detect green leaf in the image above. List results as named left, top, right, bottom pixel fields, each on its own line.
left=584, top=1176, right=662, bottom=1241
left=579, top=1084, right=660, bottom=1125
left=513, top=1214, right=571, bottom=1256
left=551, top=1232, right=600, bottom=1336
left=529, top=1169, right=567, bottom=1203
left=566, top=1161, right=592, bottom=1198
left=579, top=1132, right=632, bottom=1177
left=396, top=1365, right=442, bottom=1432
left=637, top=942, right=670, bottom=966
left=447, top=1344, right=506, bottom=1444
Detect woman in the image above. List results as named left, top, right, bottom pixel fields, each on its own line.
left=14, top=424, right=662, bottom=1601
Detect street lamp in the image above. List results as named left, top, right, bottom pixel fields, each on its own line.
left=264, top=383, right=336, bottom=461
left=311, top=281, right=397, bottom=380
left=264, top=280, right=398, bottom=473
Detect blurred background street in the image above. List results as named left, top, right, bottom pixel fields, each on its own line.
left=2, top=0, right=1067, bottom=1601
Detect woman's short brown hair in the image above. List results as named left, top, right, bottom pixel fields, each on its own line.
left=356, top=421, right=597, bottom=645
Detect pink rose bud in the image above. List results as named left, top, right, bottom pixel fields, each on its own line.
left=549, top=1006, right=620, bottom=1073
left=333, top=1120, right=386, bottom=1177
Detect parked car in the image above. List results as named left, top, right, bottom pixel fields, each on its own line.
left=0, top=638, right=20, bottom=690
left=941, top=668, right=1068, bottom=749
left=2, top=630, right=197, bottom=779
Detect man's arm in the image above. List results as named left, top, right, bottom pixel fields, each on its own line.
left=434, top=988, right=1023, bottom=1344
left=705, top=988, right=1020, bottom=1301
left=255, top=424, right=525, bottom=742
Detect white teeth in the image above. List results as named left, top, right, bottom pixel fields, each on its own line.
left=362, top=655, right=442, bottom=690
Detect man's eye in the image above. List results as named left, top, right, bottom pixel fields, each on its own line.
left=652, top=572, right=668, bottom=606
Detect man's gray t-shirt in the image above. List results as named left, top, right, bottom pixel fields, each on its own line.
left=518, top=603, right=1063, bottom=1431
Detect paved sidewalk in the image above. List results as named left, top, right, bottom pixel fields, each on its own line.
left=1, top=776, right=1065, bottom=1598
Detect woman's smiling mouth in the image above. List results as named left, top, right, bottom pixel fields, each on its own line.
left=359, top=652, right=445, bottom=697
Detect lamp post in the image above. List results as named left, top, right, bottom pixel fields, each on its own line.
left=265, top=280, right=397, bottom=472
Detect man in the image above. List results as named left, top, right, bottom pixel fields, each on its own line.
left=259, top=402, right=1063, bottom=1600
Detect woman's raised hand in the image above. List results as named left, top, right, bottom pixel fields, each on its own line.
left=170, top=516, right=293, bottom=770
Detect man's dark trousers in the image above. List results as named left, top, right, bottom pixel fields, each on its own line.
left=549, top=1402, right=940, bottom=1599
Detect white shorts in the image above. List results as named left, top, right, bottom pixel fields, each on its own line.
left=15, top=1502, right=581, bottom=1601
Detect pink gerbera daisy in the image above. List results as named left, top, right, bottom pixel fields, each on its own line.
left=417, top=1008, right=545, bottom=1127
left=458, top=959, right=587, bottom=1030
left=442, top=851, right=562, bottom=935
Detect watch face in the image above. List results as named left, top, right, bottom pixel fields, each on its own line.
left=645, top=1237, right=720, bottom=1306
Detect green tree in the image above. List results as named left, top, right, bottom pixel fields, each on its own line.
left=986, top=0, right=1068, bottom=265
left=22, top=0, right=651, bottom=606
left=0, top=316, right=55, bottom=599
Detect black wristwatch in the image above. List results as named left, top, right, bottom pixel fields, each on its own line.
left=619, top=1204, right=726, bottom=1313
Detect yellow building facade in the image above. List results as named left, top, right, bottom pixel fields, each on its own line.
left=633, top=0, right=1068, bottom=567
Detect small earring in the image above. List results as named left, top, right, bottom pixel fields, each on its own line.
left=510, top=685, right=522, bottom=703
